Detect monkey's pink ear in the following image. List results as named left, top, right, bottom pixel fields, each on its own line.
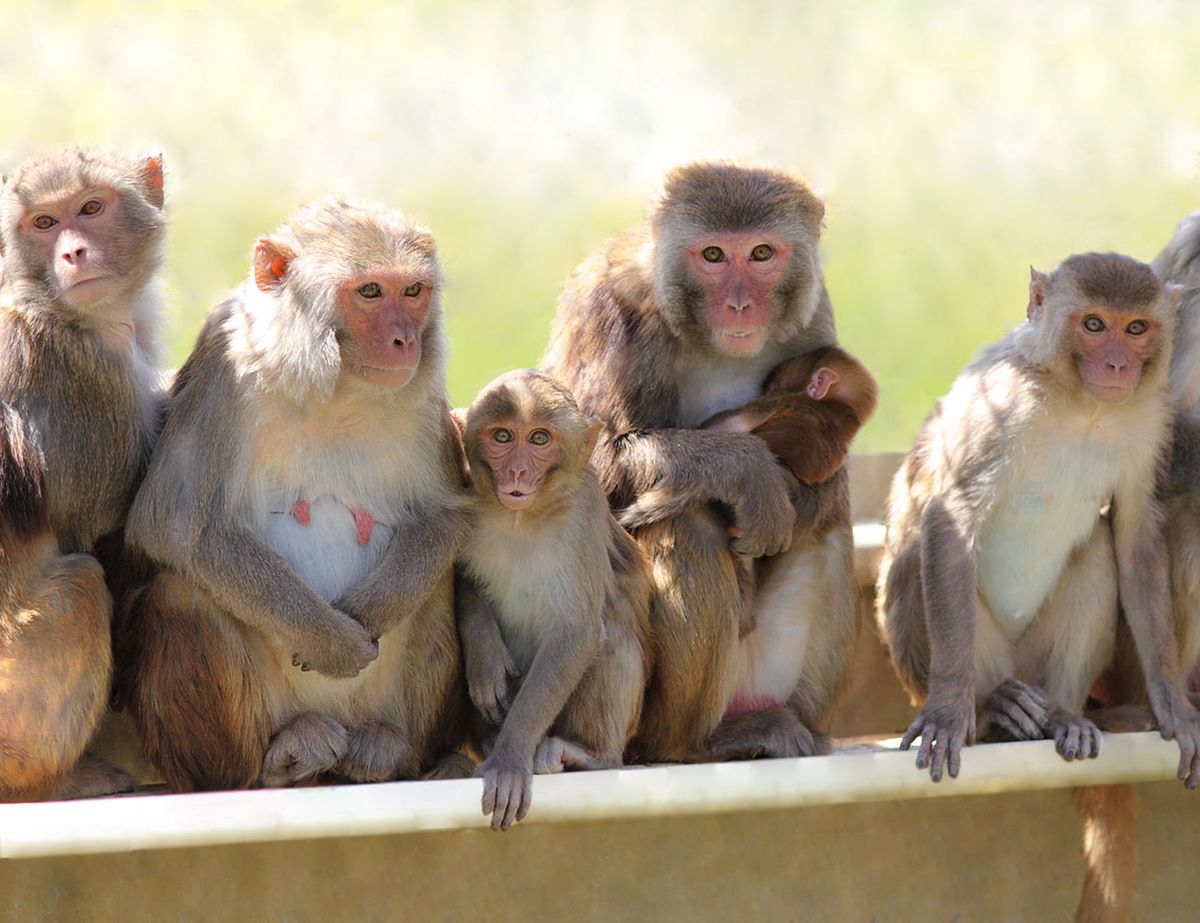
left=582, top=418, right=604, bottom=463
left=253, top=238, right=297, bottom=292
left=1167, top=283, right=1185, bottom=311
left=807, top=367, right=840, bottom=401
left=141, top=154, right=165, bottom=209
left=1027, top=267, right=1049, bottom=320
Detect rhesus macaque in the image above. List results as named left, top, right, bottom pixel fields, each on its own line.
left=456, top=370, right=651, bottom=830
left=122, top=200, right=470, bottom=792
left=703, top=345, right=878, bottom=487
left=542, top=163, right=859, bottom=763
left=876, top=252, right=1200, bottom=791
left=0, top=147, right=168, bottom=799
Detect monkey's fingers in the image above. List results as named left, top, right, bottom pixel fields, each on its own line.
left=900, top=716, right=926, bottom=752
left=1177, top=732, right=1200, bottom=789
left=1057, top=722, right=1082, bottom=761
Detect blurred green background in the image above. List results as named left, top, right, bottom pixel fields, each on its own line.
left=3, top=0, right=1198, bottom=451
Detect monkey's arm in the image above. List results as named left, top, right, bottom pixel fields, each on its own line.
left=609, top=428, right=796, bottom=559
left=900, top=496, right=979, bottom=782
left=478, top=611, right=603, bottom=830
left=1112, top=482, right=1200, bottom=788
left=455, top=572, right=519, bottom=727
left=335, top=499, right=473, bottom=640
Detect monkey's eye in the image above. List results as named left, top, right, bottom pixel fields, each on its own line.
left=404, top=282, right=423, bottom=297
left=357, top=282, right=383, bottom=299
left=529, top=429, right=551, bottom=446
left=79, top=200, right=103, bottom=217
left=1082, top=315, right=1106, bottom=333
left=32, top=215, right=58, bottom=230
left=1126, top=319, right=1149, bottom=336
left=750, top=244, right=774, bottom=261
left=493, top=428, right=513, bottom=444
left=701, top=246, right=724, bottom=263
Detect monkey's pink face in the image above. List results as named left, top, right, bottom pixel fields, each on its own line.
left=686, top=231, right=792, bottom=357
left=338, top=271, right=432, bottom=389
left=477, top=419, right=561, bottom=510
left=19, top=185, right=124, bottom=307
left=1068, top=305, right=1161, bottom=403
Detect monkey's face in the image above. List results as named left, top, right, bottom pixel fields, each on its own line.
left=335, top=271, right=432, bottom=389
left=684, top=231, right=793, bottom=357
left=474, top=416, right=564, bottom=511
left=1067, top=304, right=1162, bottom=403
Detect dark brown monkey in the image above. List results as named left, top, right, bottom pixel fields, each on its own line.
left=123, top=200, right=470, bottom=792
left=542, top=163, right=858, bottom=763
left=703, top=345, right=877, bottom=486
left=0, top=147, right=168, bottom=799
left=457, top=369, right=651, bottom=830
left=876, top=253, right=1200, bottom=791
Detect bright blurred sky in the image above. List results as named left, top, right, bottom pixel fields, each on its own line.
left=3, top=0, right=1199, bottom=448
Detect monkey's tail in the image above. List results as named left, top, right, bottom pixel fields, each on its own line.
left=1074, top=784, right=1136, bottom=923
left=0, top=402, right=50, bottom=561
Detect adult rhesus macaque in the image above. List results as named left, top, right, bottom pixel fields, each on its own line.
left=876, top=252, right=1200, bottom=790
left=123, top=200, right=470, bottom=791
left=542, top=163, right=858, bottom=762
left=0, top=148, right=167, bottom=799
left=457, top=369, right=651, bottom=830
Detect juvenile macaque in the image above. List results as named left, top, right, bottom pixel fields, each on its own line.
left=123, top=200, right=469, bottom=791
left=0, top=147, right=167, bottom=799
left=543, top=163, right=859, bottom=762
left=704, top=345, right=877, bottom=486
left=457, top=370, right=651, bottom=830
left=876, top=252, right=1200, bottom=789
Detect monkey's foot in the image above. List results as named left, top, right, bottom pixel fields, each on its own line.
left=47, top=753, right=135, bottom=800
left=337, top=721, right=416, bottom=782
left=261, top=712, right=348, bottom=787
left=981, top=678, right=1050, bottom=741
left=692, top=707, right=831, bottom=762
left=423, top=752, right=476, bottom=781
left=1046, top=710, right=1103, bottom=761
left=532, top=736, right=613, bottom=773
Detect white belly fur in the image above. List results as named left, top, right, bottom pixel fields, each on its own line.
left=976, top=434, right=1121, bottom=640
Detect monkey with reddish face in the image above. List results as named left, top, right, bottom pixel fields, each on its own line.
left=877, top=252, right=1200, bottom=791
left=0, top=148, right=168, bottom=800
left=456, top=369, right=652, bottom=830
left=543, top=163, right=859, bottom=763
left=123, top=200, right=471, bottom=792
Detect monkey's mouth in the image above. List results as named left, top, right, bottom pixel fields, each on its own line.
left=497, top=489, right=538, bottom=510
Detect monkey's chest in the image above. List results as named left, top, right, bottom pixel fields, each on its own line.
left=258, top=495, right=393, bottom=602
left=976, top=444, right=1119, bottom=637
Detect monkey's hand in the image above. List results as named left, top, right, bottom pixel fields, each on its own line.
left=477, top=744, right=533, bottom=831
left=288, top=608, right=379, bottom=679
left=466, top=638, right=520, bottom=727
left=900, top=688, right=977, bottom=782
left=1147, top=684, right=1200, bottom=789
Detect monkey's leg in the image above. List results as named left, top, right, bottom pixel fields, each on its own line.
left=423, top=752, right=477, bottom=781
left=631, top=512, right=741, bottom=761
left=261, top=712, right=349, bottom=787
left=877, top=536, right=933, bottom=704
left=685, top=706, right=827, bottom=761
left=335, top=721, right=414, bottom=783
left=45, top=752, right=134, bottom=800
left=1168, top=492, right=1200, bottom=696
left=129, top=570, right=271, bottom=792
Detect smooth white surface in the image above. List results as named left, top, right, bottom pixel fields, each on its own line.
left=0, top=732, right=1181, bottom=859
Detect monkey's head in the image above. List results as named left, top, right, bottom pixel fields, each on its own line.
left=246, top=199, right=444, bottom=403
left=1019, top=252, right=1181, bottom=405
left=465, top=370, right=601, bottom=513
left=650, top=163, right=825, bottom=359
left=0, top=148, right=165, bottom=313
left=764, top=347, right=879, bottom=423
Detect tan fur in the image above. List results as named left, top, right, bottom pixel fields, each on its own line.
left=542, top=163, right=857, bottom=763
left=458, top=370, right=651, bottom=829
left=123, top=201, right=469, bottom=792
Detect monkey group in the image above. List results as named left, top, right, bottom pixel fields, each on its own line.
left=2, top=152, right=1200, bottom=899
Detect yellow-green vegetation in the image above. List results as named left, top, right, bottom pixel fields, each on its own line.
left=2, top=0, right=1198, bottom=450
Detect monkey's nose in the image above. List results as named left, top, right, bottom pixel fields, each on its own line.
left=61, top=245, right=87, bottom=265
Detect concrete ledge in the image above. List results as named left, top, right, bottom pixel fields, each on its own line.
left=0, top=731, right=1180, bottom=860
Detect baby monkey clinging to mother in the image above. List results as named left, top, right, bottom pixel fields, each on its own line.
left=456, top=369, right=652, bottom=831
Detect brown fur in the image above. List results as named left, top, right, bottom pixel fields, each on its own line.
left=122, top=200, right=469, bottom=792
left=457, top=370, right=651, bottom=829
left=542, top=162, right=859, bottom=763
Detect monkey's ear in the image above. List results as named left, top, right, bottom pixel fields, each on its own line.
left=582, top=418, right=604, bottom=463
left=141, top=154, right=165, bottom=209
left=1027, top=267, right=1050, bottom=320
left=449, top=407, right=468, bottom=438
left=253, top=238, right=298, bottom=293
left=1166, top=282, right=1185, bottom=311
left=807, top=367, right=840, bottom=401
